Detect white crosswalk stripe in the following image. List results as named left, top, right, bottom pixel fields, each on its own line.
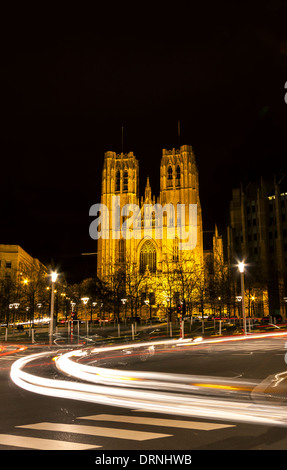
left=0, top=434, right=98, bottom=450
left=78, top=414, right=235, bottom=431
left=0, top=413, right=237, bottom=449
left=17, top=422, right=172, bottom=441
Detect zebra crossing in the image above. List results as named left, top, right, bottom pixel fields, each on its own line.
left=0, top=413, right=235, bottom=450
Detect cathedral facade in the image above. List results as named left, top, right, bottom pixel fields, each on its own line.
left=96, top=144, right=216, bottom=318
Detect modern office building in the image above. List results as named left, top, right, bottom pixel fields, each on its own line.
left=227, top=177, right=287, bottom=318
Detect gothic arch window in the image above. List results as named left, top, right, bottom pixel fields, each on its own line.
left=123, top=170, right=128, bottom=192
left=115, top=170, right=121, bottom=192
left=140, top=240, right=156, bottom=273
left=176, top=165, right=181, bottom=187
left=167, top=166, right=173, bottom=187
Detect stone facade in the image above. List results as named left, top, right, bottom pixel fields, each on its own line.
left=97, top=144, right=204, bottom=282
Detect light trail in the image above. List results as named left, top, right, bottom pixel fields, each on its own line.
left=10, top=332, right=287, bottom=428
left=0, top=344, right=27, bottom=356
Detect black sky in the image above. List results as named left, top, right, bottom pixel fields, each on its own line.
left=1, top=2, right=287, bottom=281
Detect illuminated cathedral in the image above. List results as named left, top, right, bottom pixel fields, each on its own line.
left=97, top=144, right=223, bottom=318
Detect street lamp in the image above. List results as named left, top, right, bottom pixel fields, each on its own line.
left=9, top=303, right=20, bottom=335
left=238, top=262, right=247, bottom=335
left=49, top=272, right=58, bottom=345
left=218, top=296, right=222, bottom=319
left=251, top=295, right=255, bottom=318
left=81, top=297, right=89, bottom=336
left=121, top=298, right=127, bottom=323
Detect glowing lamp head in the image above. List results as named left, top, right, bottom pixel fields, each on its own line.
left=51, top=272, right=58, bottom=283
left=238, top=262, right=245, bottom=273
left=81, top=297, right=89, bottom=304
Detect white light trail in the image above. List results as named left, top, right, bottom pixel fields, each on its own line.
left=10, top=332, right=287, bottom=428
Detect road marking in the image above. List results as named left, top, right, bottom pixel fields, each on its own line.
left=0, top=434, right=99, bottom=450
left=17, top=422, right=172, bottom=441
left=78, top=414, right=235, bottom=431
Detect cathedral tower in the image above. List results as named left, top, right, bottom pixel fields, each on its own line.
left=97, top=151, right=139, bottom=279
left=159, top=144, right=203, bottom=265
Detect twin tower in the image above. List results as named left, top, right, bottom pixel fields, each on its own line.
left=97, top=145, right=204, bottom=280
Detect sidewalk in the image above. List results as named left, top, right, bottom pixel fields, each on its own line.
left=1, top=320, right=287, bottom=348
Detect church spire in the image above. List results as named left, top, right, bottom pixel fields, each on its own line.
left=144, top=176, right=152, bottom=202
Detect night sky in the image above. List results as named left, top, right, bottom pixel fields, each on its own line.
left=1, top=2, right=287, bottom=281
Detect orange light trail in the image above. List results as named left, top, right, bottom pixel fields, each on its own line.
left=0, top=344, right=27, bottom=356
left=192, top=383, right=253, bottom=392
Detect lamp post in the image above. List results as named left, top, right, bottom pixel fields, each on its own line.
left=81, top=297, right=89, bottom=336
left=49, top=272, right=58, bottom=346
left=121, top=298, right=127, bottom=324
left=251, top=295, right=255, bottom=318
left=37, top=303, right=42, bottom=326
left=238, top=262, right=247, bottom=335
left=14, top=303, right=20, bottom=334
left=70, top=301, right=76, bottom=341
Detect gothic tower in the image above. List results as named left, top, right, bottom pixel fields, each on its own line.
left=97, top=151, right=139, bottom=279
left=159, top=144, right=203, bottom=266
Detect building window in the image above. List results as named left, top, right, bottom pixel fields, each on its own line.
left=140, top=240, right=156, bottom=273
left=173, top=237, right=179, bottom=261
left=123, top=170, right=128, bottom=192
left=167, top=166, right=173, bottom=187
left=5, top=261, right=11, bottom=269
left=176, top=165, right=180, bottom=187
left=115, top=170, right=120, bottom=192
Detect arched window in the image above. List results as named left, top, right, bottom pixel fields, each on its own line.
left=115, top=170, right=120, bottom=192
left=167, top=166, right=173, bottom=187
left=140, top=240, right=156, bottom=273
left=176, top=165, right=181, bottom=186
left=123, top=170, right=128, bottom=192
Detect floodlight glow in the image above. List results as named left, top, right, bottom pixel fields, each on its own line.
left=51, top=272, right=58, bottom=283
left=238, top=262, right=245, bottom=273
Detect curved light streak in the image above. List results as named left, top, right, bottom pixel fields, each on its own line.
left=10, top=334, right=287, bottom=428
left=0, top=344, right=27, bottom=356
left=54, top=349, right=257, bottom=395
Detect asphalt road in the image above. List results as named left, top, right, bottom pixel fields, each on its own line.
left=1, top=335, right=287, bottom=456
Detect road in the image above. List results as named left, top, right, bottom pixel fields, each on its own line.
left=1, top=333, right=287, bottom=455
